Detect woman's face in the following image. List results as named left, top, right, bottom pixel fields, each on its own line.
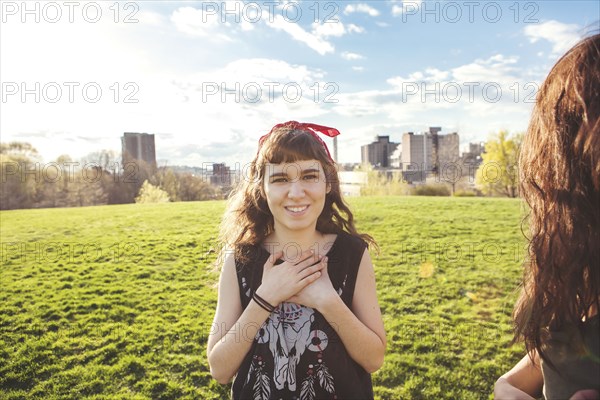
left=263, top=159, right=330, bottom=236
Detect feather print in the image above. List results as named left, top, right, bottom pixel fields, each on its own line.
left=316, top=362, right=335, bottom=394
left=300, top=372, right=316, bottom=400
left=245, top=361, right=255, bottom=386
left=252, top=361, right=271, bottom=400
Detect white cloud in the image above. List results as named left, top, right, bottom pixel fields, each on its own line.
left=391, top=0, right=423, bottom=17
left=311, top=20, right=365, bottom=37
left=207, top=58, right=325, bottom=83
left=266, top=17, right=364, bottom=54
left=137, top=10, right=165, bottom=26
left=424, top=68, right=450, bottom=81
left=341, top=52, right=364, bottom=60
left=311, top=20, right=347, bottom=38
left=170, top=6, right=232, bottom=40
left=347, top=24, right=365, bottom=34
left=335, top=52, right=534, bottom=128
left=344, top=4, right=380, bottom=17
left=352, top=66, right=365, bottom=72
left=267, top=15, right=334, bottom=55
left=451, top=54, right=520, bottom=86
left=524, top=20, right=581, bottom=55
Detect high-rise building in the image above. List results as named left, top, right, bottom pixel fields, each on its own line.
left=210, top=163, right=232, bottom=186
left=460, top=142, right=485, bottom=177
left=436, top=132, right=460, bottom=172
left=402, top=127, right=459, bottom=174
left=361, top=135, right=399, bottom=168
left=121, top=132, right=156, bottom=167
left=402, top=132, right=428, bottom=171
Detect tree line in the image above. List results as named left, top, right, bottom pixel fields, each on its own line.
left=1, top=131, right=522, bottom=210
left=0, top=142, right=223, bottom=210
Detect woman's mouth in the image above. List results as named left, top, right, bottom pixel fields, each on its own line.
left=285, top=205, right=309, bottom=215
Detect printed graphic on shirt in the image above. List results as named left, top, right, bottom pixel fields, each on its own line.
left=248, top=300, right=339, bottom=399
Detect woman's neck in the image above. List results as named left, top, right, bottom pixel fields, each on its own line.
left=263, top=230, right=325, bottom=260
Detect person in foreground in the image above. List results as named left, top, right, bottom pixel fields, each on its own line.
left=207, top=121, right=386, bottom=399
left=494, top=34, right=600, bottom=399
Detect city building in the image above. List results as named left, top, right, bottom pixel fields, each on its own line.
left=210, top=163, right=232, bottom=186
left=401, top=127, right=459, bottom=179
left=361, top=135, right=400, bottom=168
left=459, top=142, right=485, bottom=178
left=121, top=132, right=156, bottom=167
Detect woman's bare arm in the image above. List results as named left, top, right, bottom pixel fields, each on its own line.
left=494, top=351, right=543, bottom=399
left=206, top=253, right=271, bottom=384
left=317, top=249, right=387, bottom=373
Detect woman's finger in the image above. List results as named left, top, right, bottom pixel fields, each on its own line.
left=298, top=271, right=321, bottom=287
left=294, top=253, right=321, bottom=271
left=298, top=262, right=324, bottom=280
left=292, top=249, right=316, bottom=265
left=265, top=251, right=283, bottom=269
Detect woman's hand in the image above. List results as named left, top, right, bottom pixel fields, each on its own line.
left=255, top=250, right=325, bottom=307
left=287, top=256, right=338, bottom=310
left=570, top=390, right=600, bottom=400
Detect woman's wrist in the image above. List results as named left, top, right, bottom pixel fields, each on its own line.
left=317, top=291, right=343, bottom=315
left=255, top=286, right=280, bottom=308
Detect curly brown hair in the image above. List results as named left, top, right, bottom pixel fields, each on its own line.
left=513, top=33, right=600, bottom=367
left=217, top=124, right=377, bottom=265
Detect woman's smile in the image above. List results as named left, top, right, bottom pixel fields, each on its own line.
left=285, top=205, right=310, bottom=215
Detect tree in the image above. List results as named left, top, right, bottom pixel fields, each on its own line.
left=178, top=173, right=221, bottom=201
left=135, top=180, right=170, bottom=203
left=475, top=131, right=523, bottom=198
left=150, top=167, right=180, bottom=201
left=356, top=163, right=409, bottom=196
left=80, top=150, right=120, bottom=205
left=0, top=142, right=41, bottom=209
left=0, top=142, right=40, bottom=161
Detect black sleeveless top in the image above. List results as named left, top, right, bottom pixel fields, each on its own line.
left=232, top=231, right=374, bottom=400
left=541, top=314, right=600, bottom=399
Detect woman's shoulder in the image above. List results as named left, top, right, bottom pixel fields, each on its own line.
left=233, top=242, right=269, bottom=273
left=336, top=230, right=368, bottom=251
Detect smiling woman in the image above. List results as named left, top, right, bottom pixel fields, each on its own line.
left=207, top=121, right=386, bottom=399
left=263, top=159, right=330, bottom=237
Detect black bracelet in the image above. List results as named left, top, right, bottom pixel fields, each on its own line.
left=252, top=292, right=276, bottom=313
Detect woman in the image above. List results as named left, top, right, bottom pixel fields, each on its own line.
left=494, top=34, right=600, bottom=399
left=207, top=121, right=386, bottom=399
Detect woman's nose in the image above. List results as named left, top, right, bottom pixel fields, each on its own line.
left=287, top=180, right=305, bottom=198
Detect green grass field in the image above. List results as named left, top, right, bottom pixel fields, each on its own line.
left=1, top=196, right=528, bottom=399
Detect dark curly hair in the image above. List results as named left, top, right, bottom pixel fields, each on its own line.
left=513, top=33, right=600, bottom=368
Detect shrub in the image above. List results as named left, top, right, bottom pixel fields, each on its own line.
left=135, top=181, right=170, bottom=203
left=411, top=184, right=451, bottom=196
left=453, top=190, right=477, bottom=197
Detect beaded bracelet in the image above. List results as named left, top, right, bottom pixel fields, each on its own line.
left=252, top=292, right=276, bottom=313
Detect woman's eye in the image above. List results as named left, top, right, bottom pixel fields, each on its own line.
left=303, top=174, right=318, bottom=181
left=272, top=177, right=287, bottom=183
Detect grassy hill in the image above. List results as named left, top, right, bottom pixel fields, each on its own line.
left=0, top=197, right=527, bottom=399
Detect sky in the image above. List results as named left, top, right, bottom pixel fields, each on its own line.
left=1, top=0, right=599, bottom=167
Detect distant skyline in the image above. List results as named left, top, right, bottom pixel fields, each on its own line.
left=2, top=0, right=599, bottom=166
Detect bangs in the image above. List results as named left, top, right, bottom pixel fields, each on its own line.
left=259, top=129, right=331, bottom=165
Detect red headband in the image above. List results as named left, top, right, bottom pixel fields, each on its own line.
left=258, top=121, right=340, bottom=162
